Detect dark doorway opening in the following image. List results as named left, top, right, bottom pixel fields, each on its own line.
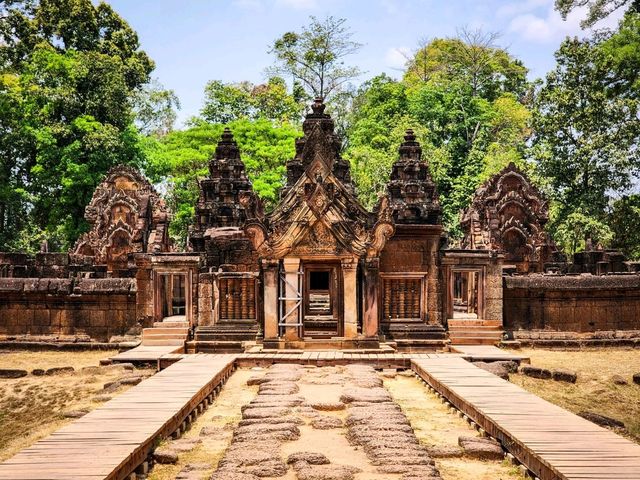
left=303, top=264, right=341, bottom=338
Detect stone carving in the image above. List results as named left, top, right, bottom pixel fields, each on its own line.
left=461, top=162, right=556, bottom=272
left=386, top=129, right=441, bottom=225
left=244, top=98, right=394, bottom=260
left=189, top=128, right=262, bottom=255
left=72, top=165, right=171, bottom=270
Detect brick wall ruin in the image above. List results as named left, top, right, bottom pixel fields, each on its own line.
left=0, top=277, right=137, bottom=342
left=503, top=274, right=640, bottom=333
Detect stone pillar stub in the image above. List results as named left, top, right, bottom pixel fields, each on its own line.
left=283, top=257, right=301, bottom=341
left=341, top=257, right=358, bottom=339
left=262, top=259, right=279, bottom=340
left=363, top=257, right=380, bottom=338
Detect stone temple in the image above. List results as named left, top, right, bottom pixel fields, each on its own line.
left=1, top=99, right=640, bottom=350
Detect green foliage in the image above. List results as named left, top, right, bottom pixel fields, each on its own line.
left=531, top=35, right=640, bottom=247
left=609, top=195, right=640, bottom=259
left=268, top=16, right=362, bottom=101
left=143, top=119, right=300, bottom=247
left=555, top=0, right=640, bottom=27
left=201, top=77, right=303, bottom=124
left=404, top=31, right=528, bottom=100
left=0, top=0, right=153, bottom=250
left=132, top=79, right=180, bottom=137
left=346, top=33, right=531, bottom=237
left=552, top=210, right=613, bottom=256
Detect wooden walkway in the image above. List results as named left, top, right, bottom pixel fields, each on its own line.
left=110, top=344, right=183, bottom=363
left=0, top=354, right=236, bottom=480
left=412, top=356, right=640, bottom=480
left=449, top=344, right=530, bottom=363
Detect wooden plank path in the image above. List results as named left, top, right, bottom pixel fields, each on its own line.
left=412, top=356, right=640, bottom=480
left=0, top=354, right=236, bottom=480
left=110, top=345, right=183, bottom=363
left=449, top=344, right=530, bottom=363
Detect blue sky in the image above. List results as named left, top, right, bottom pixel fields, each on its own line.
left=105, top=0, right=624, bottom=126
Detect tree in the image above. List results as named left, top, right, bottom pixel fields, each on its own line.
left=143, top=119, right=300, bottom=247
left=133, top=79, right=181, bottom=137
left=531, top=36, right=640, bottom=248
left=0, top=0, right=154, bottom=249
left=555, top=0, right=640, bottom=27
left=201, top=77, right=303, bottom=124
left=609, top=194, right=640, bottom=259
left=404, top=30, right=528, bottom=100
left=268, top=16, right=362, bottom=101
left=346, top=33, right=531, bottom=235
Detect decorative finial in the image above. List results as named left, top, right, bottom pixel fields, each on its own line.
left=221, top=127, right=235, bottom=143
left=404, top=129, right=416, bottom=142
left=311, top=97, right=326, bottom=115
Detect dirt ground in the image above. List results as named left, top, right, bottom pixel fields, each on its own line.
left=0, top=349, right=154, bottom=461
left=147, top=368, right=258, bottom=480
left=149, top=365, right=523, bottom=480
left=506, top=347, right=640, bottom=442
left=384, top=374, right=523, bottom=480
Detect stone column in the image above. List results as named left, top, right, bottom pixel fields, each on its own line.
left=283, top=257, right=301, bottom=341
left=262, top=259, right=279, bottom=340
left=341, top=257, right=358, bottom=338
left=363, top=257, right=380, bottom=338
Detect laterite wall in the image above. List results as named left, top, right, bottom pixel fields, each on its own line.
left=503, top=274, right=640, bottom=332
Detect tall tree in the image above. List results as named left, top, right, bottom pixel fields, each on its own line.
left=201, top=77, right=303, bottom=124
left=347, top=34, right=530, bottom=234
left=555, top=0, right=640, bottom=27
left=531, top=36, right=640, bottom=252
left=0, top=0, right=154, bottom=249
left=404, top=30, right=528, bottom=100
left=268, top=16, right=362, bottom=101
left=133, top=79, right=181, bottom=137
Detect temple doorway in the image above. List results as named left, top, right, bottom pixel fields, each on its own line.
left=159, top=273, right=187, bottom=320
left=302, top=262, right=341, bottom=337
left=451, top=270, right=480, bottom=319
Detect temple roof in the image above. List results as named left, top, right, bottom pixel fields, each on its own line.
left=386, top=129, right=441, bottom=225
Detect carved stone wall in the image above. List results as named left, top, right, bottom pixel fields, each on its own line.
left=461, top=162, right=556, bottom=273
left=0, top=278, right=137, bottom=342
left=72, top=165, right=171, bottom=273
left=386, top=130, right=441, bottom=225
left=189, top=128, right=260, bottom=271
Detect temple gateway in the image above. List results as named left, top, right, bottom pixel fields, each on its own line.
left=1, top=99, right=639, bottom=350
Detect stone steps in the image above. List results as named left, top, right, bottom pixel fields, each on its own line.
left=447, top=319, right=503, bottom=345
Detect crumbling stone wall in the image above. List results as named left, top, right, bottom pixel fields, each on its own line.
left=504, top=274, right=640, bottom=332
left=0, top=278, right=137, bottom=342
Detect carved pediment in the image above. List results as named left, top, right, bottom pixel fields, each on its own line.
left=71, top=165, right=172, bottom=267
left=245, top=99, right=394, bottom=260
left=461, top=162, right=556, bottom=271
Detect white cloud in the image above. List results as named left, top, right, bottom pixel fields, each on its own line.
left=506, top=3, right=626, bottom=44
left=275, top=0, right=317, bottom=9
left=385, top=46, right=411, bottom=70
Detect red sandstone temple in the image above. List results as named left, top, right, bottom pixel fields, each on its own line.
left=1, top=100, right=639, bottom=350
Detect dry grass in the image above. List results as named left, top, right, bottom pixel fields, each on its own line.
left=147, top=368, right=258, bottom=480
left=0, top=349, right=154, bottom=461
left=385, top=374, right=524, bottom=480
left=508, top=348, right=640, bottom=441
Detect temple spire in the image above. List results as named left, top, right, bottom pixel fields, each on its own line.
left=386, top=129, right=441, bottom=224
